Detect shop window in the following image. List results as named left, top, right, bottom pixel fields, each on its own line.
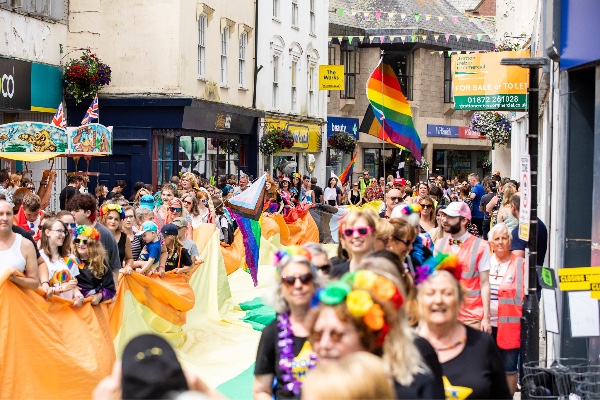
left=340, top=46, right=357, bottom=99
left=291, top=60, right=298, bottom=112
left=395, top=53, right=413, bottom=101
left=308, top=64, right=316, bottom=115
left=221, top=27, right=229, bottom=85
left=198, top=14, right=207, bottom=78
left=444, top=55, right=453, bottom=103
left=239, top=32, right=247, bottom=88
left=179, top=136, right=239, bottom=179
left=154, top=136, right=177, bottom=187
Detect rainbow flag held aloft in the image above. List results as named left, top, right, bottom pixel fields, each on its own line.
left=366, top=58, right=422, bottom=159
left=338, top=152, right=357, bottom=185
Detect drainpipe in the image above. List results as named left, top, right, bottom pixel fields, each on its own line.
left=252, top=0, right=259, bottom=109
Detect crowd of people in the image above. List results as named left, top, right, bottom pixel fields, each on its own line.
left=0, top=165, right=547, bottom=399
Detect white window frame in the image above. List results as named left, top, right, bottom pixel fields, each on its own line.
left=291, top=0, right=298, bottom=27
left=310, top=0, right=315, bottom=34
left=291, top=60, right=298, bottom=112
left=239, top=32, right=247, bottom=88
left=221, top=27, right=229, bottom=85
left=273, top=55, right=279, bottom=110
left=273, top=0, right=280, bottom=18
left=308, top=63, right=315, bottom=116
left=197, top=14, right=207, bottom=78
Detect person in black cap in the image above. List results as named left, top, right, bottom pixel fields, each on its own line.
left=161, top=223, right=193, bottom=274
left=93, top=334, right=224, bottom=400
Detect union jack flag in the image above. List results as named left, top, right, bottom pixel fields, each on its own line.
left=51, top=102, right=66, bottom=129
left=81, top=96, right=99, bottom=125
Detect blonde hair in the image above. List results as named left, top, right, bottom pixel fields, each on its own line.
left=417, top=196, right=436, bottom=225
left=375, top=218, right=394, bottom=241
left=501, top=183, right=517, bottom=208
left=302, top=352, right=395, bottom=399
left=180, top=172, right=198, bottom=189
left=73, top=236, right=107, bottom=279
left=340, top=210, right=378, bottom=258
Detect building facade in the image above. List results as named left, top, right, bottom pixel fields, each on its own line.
left=67, top=0, right=262, bottom=196
left=327, top=0, right=494, bottom=184
left=0, top=1, right=68, bottom=209
left=255, top=0, right=329, bottom=184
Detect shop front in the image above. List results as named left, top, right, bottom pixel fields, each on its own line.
left=261, top=118, right=324, bottom=182
left=425, top=123, right=492, bottom=181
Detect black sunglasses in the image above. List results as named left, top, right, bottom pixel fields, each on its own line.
left=281, top=273, right=314, bottom=287
left=393, top=237, right=414, bottom=246
left=315, top=264, right=331, bottom=273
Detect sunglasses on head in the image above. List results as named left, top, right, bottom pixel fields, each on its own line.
left=74, top=238, right=88, bottom=245
left=281, top=272, right=314, bottom=287
left=342, top=226, right=374, bottom=238
left=169, top=207, right=182, bottom=213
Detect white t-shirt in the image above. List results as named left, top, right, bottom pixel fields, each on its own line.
left=489, top=255, right=511, bottom=327
left=323, top=187, right=338, bottom=202
left=42, top=252, right=80, bottom=300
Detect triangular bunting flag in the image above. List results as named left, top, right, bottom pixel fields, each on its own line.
left=337, top=8, right=344, bottom=17
left=438, top=51, right=443, bottom=56
left=388, top=12, right=396, bottom=20
left=477, top=33, right=482, bottom=41
left=445, top=33, right=451, bottom=42
left=363, top=11, right=370, bottom=18
left=359, top=36, right=364, bottom=42
left=337, top=36, right=343, bottom=43
left=328, top=36, right=332, bottom=43
left=468, top=17, right=475, bottom=24
left=379, top=36, right=385, bottom=43
left=489, top=34, right=495, bottom=39
left=421, top=35, right=428, bottom=42
left=390, top=36, right=396, bottom=42
left=411, top=35, right=416, bottom=42
left=430, top=51, right=435, bottom=55
left=466, top=34, right=472, bottom=41
left=400, top=36, right=406, bottom=43
left=455, top=34, right=462, bottom=41
left=452, top=15, right=458, bottom=25
left=348, top=36, right=354, bottom=43
left=351, top=10, right=357, bottom=18
left=401, top=13, right=407, bottom=21
left=376, top=11, right=381, bottom=20
left=370, top=37, right=375, bottom=44
left=425, top=14, right=431, bottom=21
left=414, top=13, right=420, bottom=23
left=438, top=16, right=444, bottom=24
left=434, top=34, right=439, bottom=42
left=447, top=50, right=452, bottom=57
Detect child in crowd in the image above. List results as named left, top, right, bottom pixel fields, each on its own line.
left=134, top=221, right=162, bottom=275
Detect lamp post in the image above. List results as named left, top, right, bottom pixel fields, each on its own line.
left=500, top=57, right=549, bottom=378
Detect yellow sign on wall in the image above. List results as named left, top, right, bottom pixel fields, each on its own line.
left=558, top=267, right=600, bottom=299
left=319, top=65, right=345, bottom=91
left=452, top=49, right=530, bottom=110
left=265, top=119, right=322, bottom=153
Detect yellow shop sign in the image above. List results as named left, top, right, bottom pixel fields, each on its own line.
left=265, top=119, right=322, bottom=152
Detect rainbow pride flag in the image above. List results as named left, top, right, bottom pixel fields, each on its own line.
left=366, top=58, right=422, bottom=159
left=338, top=152, right=357, bottom=185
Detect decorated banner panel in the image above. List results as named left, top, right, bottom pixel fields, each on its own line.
left=452, top=50, right=530, bottom=110
left=319, top=65, right=345, bottom=90
left=265, top=119, right=322, bottom=153
left=0, top=122, right=68, bottom=161
left=68, top=124, right=113, bottom=155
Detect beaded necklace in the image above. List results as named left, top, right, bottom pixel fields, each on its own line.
left=434, top=336, right=467, bottom=352
left=277, top=312, right=317, bottom=395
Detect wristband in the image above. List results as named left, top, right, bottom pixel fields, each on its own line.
left=41, top=281, right=49, bottom=286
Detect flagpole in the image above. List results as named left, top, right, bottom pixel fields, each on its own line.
left=380, top=50, right=386, bottom=198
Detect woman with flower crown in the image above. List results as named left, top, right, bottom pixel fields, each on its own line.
left=306, top=269, right=443, bottom=399
left=39, top=218, right=84, bottom=306
left=100, top=203, right=133, bottom=273
left=254, top=246, right=320, bottom=399
left=73, top=225, right=116, bottom=305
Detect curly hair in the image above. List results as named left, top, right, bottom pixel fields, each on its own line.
left=180, top=172, right=198, bottom=189
left=73, top=236, right=107, bottom=279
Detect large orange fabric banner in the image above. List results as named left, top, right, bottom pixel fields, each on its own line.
left=0, top=269, right=115, bottom=399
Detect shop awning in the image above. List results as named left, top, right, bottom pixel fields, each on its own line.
left=0, top=152, right=61, bottom=162
left=181, top=100, right=264, bottom=135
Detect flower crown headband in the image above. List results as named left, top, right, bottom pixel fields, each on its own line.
left=399, top=203, right=422, bottom=215
left=273, top=245, right=313, bottom=279
left=317, top=270, right=404, bottom=346
left=292, top=172, right=301, bottom=179
left=73, top=225, right=100, bottom=241
left=414, top=252, right=462, bottom=286
left=99, top=203, right=125, bottom=220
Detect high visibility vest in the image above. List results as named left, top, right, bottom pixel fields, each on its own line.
left=358, top=178, right=368, bottom=195
left=497, top=256, right=525, bottom=350
left=441, top=235, right=489, bottom=321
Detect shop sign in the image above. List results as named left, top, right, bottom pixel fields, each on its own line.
left=0, top=58, right=32, bottom=111
left=427, top=124, right=482, bottom=139
left=451, top=49, right=530, bottom=110
left=327, top=116, right=359, bottom=140
left=182, top=102, right=260, bottom=135
left=319, top=65, right=345, bottom=90
left=558, top=267, right=600, bottom=298
left=265, top=118, right=322, bottom=152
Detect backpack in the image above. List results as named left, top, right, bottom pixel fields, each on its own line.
left=218, top=215, right=235, bottom=245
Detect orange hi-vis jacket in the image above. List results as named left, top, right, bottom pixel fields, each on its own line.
left=441, top=234, right=488, bottom=322
left=497, top=255, right=526, bottom=350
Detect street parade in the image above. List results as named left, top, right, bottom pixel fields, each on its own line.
left=1, top=0, right=600, bottom=399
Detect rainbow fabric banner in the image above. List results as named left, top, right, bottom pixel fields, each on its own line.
left=366, top=58, right=422, bottom=159
left=338, top=152, right=357, bottom=185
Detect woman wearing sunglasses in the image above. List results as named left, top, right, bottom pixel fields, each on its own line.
left=254, top=246, right=320, bottom=400
left=182, top=193, right=202, bottom=229
left=329, top=210, right=378, bottom=278
left=121, top=206, right=143, bottom=262
left=417, top=196, right=436, bottom=234
left=167, top=198, right=192, bottom=240
left=73, top=225, right=116, bottom=305
left=100, top=203, right=133, bottom=273
left=195, top=191, right=213, bottom=225
left=40, top=218, right=84, bottom=305
left=347, top=182, right=363, bottom=206
left=307, top=269, right=443, bottom=399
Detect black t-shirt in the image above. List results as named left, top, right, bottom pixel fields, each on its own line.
left=164, top=246, right=193, bottom=272
left=441, top=327, right=511, bottom=399
left=312, top=185, right=323, bottom=203
left=59, top=186, right=78, bottom=210
left=393, top=337, right=445, bottom=399
left=480, top=193, right=496, bottom=220
left=77, top=260, right=116, bottom=299
left=255, top=319, right=315, bottom=399
left=12, top=225, right=40, bottom=259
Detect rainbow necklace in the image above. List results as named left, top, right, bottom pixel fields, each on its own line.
left=434, top=336, right=467, bottom=352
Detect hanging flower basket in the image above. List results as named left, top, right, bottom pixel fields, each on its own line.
left=64, top=50, right=112, bottom=104
left=413, top=157, right=430, bottom=170
left=491, top=41, right=522, bottom=52
left=481, top=155, right=492, bottom=169
left=327, top=131, right=356, bottom=154
left=469, top=111, right=511, bottom=149
left=259, top=126, right=294, bottom=156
